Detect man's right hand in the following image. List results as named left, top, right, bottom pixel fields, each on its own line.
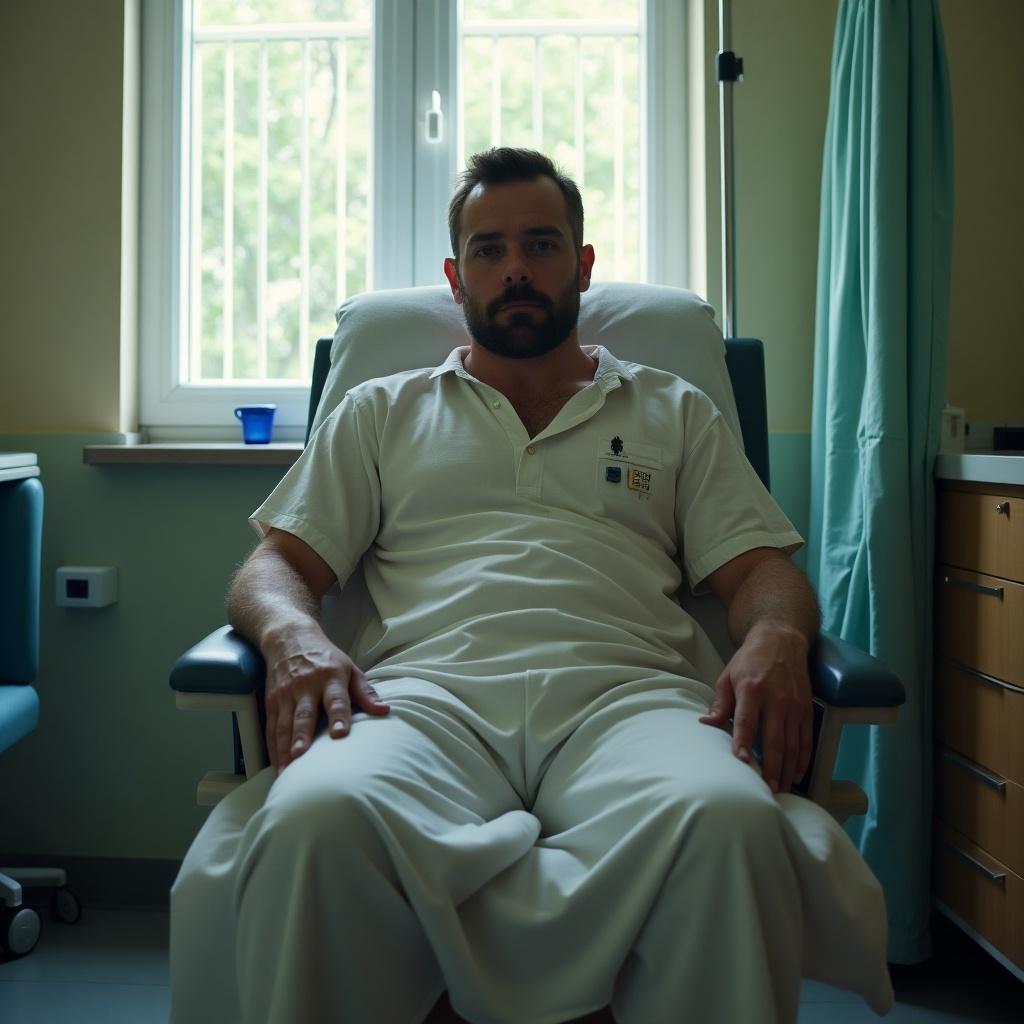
left=227, top=527, right=391, bottom=775
left=263, top=625, right=391, bottom=775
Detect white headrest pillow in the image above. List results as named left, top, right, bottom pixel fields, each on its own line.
left=312, top=281, right=741, bottom=440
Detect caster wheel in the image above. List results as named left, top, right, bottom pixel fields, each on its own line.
left=53, top=886, right=82, bottom=924
left=1, top=905, right=41, bottom=957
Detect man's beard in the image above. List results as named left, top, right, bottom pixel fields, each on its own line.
left=457, top=272, right=581, bottom=360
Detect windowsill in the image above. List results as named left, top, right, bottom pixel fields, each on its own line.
left=83, top=442, right=302, bottom=465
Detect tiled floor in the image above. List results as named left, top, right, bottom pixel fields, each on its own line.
left=0, top=906, right=170, bottom=1023
left=0, top=905, right=1020, bottom=1023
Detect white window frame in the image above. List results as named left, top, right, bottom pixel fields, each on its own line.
left=138, top=0, right=690, bottom=438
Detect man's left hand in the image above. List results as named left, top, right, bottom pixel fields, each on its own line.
left=698, top=621, right=814, bottom=794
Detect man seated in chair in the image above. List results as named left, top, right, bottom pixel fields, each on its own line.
left=170, top=148, right=894, bottom=1024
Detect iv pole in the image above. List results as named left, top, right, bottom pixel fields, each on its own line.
left=717, top=0, right=743, bottom=338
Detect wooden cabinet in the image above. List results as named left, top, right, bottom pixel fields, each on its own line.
left=935, top=479, right=1024, bottom=980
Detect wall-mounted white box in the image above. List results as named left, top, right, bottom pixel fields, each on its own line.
left=56, top=567, right=118, bottom=608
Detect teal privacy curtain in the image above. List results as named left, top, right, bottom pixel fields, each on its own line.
left=807, top=0, right=953, bottom=964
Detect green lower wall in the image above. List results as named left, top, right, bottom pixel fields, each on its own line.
left=0, top=431, right=811, bottom=861
left=0, top=433, right=287, bottom=861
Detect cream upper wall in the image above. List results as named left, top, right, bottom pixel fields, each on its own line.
left=727, top=0, right=1024, bottom=432
left=729, top=0, right=837, bottom=433
left=1, top=1, right=1018, bottom=434
left=0, top=0, right=126, bottom=433
left=940, top=0, right=1024, bottom=424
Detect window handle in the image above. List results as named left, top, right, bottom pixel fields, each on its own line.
left=426, top=90, right=444, bottom=143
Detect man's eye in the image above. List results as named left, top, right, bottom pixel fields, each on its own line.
left=475, top=246, right=499, bottom=258
left=532, top=240, right=555, bottom=252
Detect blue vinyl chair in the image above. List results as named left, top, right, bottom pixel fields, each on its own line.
left=169, top=282, right=905, bottom=1023
left=0, top=458, right=80, bottom=960
left=171, top=283, right=905, bottom=820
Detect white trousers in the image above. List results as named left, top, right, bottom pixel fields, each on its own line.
left=170, top=676, right=894, bottom=1024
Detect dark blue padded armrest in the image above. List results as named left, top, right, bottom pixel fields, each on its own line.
left=810, top=631, right=905, bottom=707
left=170, top=625, right=905, bottom=709
left=170, top=625, right=265, bottom=695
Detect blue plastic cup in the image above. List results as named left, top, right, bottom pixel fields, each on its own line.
left=234, top=404, right=276, bottom=444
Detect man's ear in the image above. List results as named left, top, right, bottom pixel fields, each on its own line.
left=443, top=258, right=463, bottom=304
left=578, top=244, right=596, bottom=292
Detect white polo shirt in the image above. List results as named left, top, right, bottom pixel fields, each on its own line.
left=251, top=344, right=802, bottom=699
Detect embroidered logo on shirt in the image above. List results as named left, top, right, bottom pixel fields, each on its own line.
left=610, top=436, right=624, bottom=455
left=627, top=467, right=653, bottom=494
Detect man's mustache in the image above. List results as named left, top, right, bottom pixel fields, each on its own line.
left=486, top=289, right=553, bottom=317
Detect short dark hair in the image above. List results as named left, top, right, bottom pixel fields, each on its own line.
left=447, top=148, right=584, bottom=257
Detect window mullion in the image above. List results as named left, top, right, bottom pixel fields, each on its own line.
left=614, top=36, right=624, bottom=280
left=299, top=39, right=311, bottom=381
left=257, top=41, right=268, bottom=379
left=645, top=0, right=689, bottom=288
left=574, top=38, right=584, bottom=189
left=373, top=0, right=416, bottom=289
left=412, top=0, right=458, bottom=286
left=335, top=40, right=348, bottom=304
left=223, top=42, right=235, bottom=381
left=189, top=39, right=202, bottom=383
left=532, top=38, right=543, bottom=151
left=490, top=36, right=501, bottom=148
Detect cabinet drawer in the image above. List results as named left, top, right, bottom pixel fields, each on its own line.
left=935, top=660, right=1024, bottom=786
left=934, top=820, right=1024, bottom=970
left=937, top=489, right=1024, bottom=582
left=936, top=568, right=1024, bottom=687
left=936, top=743, right=1024, bottom=876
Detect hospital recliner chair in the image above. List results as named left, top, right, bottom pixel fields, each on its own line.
left=0, top=458, right=80, bottom=960
left=169, top=282, right=905, bottom=1021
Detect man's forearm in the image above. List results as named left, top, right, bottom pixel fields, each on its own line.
left=725, top=554, right=820, bottom=649
left=228, top=545, right=326, bottom=653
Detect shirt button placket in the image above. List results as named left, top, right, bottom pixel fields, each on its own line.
left=521, top=442, right=542, bottom=491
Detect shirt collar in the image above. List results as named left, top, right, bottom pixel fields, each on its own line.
left=429, top=344, right=636, bottom=388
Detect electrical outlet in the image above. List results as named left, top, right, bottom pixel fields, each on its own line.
left=55, top=567, right=118, bottom=608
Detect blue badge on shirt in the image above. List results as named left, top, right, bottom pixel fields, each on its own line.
left=605, top=466, right=622, bottom=483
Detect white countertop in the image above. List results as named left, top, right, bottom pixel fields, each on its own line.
left=0, top=452, right=39, bottom=484
left=934, top=451, right=1024, bottom=486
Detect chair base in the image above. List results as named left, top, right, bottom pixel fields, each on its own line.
left=0, top=867, right=82, bottom=958
left=0, top=867, right=67, bottom=909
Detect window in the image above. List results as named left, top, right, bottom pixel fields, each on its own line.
left=460, top=2, right=642, bottom=283
left=139, top=0, right=689, bottom=436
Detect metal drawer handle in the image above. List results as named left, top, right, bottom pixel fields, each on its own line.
left=995, top=502, right=1009, bottom=515
left=942, top=657, right=1024, bottom=696
left=943, top=576, right=1004, bottom=599
left=942, top=750, right=1007, bottom=793
left=944, top=840, right=1007, bottom=886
